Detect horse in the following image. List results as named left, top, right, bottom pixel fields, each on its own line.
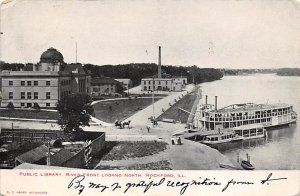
left=122, top=120, right=131, bottom=128
left=114, top=120, right=123, bottom=128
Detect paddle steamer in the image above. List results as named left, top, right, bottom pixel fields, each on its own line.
left=195, top=96, right=297, bottom=131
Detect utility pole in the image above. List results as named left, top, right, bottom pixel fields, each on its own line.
left=152, top=77, right=155, bottom=126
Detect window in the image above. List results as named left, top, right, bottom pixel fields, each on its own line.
left=34, top=81, right=38, bottom=86
left=21, top=81, right=25, bottom=86
left=21, top=103, right=25, bottom=107
left=46, top=81, right=51, bottom=86
left=21, top=92, right=25, bottom=99
left=46, top=92, right=51, bottom=99
left=27, top=92, right=32, bottom=99
left=27, top=81, right=32, bottom=86
left=144, top=81, right=146, bottom=85
left=34, top=92, right=38, bottom=99
left=9, top=81, right=13, bottom=86
left=9, top=92, right=13, bottom=99
left=46, top=103, right=50, bottom=107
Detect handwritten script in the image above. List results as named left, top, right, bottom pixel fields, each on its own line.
left=67, top=173, right=287, bottom=195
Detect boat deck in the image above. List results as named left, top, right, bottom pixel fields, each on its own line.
left=215, top=103, right=292, bottom=113
left=232, top=124, right=264, bottom=130
left=179, top=129, right=234, bottom=138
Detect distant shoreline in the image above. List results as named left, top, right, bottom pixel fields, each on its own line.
left=222, top=68, right=300, bottom=77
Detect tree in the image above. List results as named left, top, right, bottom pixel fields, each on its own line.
left=32, top=103, right=41, bottom=119
left=115, top=82, right=124, bottom=95
left=7, top=102, right=15, bottom=119
left=56, top=93, right=94, bottom=133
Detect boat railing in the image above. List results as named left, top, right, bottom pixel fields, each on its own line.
left=202, top=111, right=295, bottom=122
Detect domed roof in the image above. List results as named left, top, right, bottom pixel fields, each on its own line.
left=40, top=47, right=64, bottom=63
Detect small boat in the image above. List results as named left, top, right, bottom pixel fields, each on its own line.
left=241, top=160, right=255, bottom=170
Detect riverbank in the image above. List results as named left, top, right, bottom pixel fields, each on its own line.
left=94, top=137, right=233, bottom=170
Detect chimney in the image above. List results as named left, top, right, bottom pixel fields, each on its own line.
left=215, top=96, right=218, bottom=111
left=205, top=95, right=208, bottom=105
left=158, top=46, right=162, bottom=78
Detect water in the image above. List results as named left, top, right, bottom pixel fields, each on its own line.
left=199, top=74, right=300, bottom=169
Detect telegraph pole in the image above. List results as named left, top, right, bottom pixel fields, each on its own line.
left=152, top=76, right=155, bottom=126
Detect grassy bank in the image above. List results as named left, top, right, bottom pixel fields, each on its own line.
left=95, top=160, right=172, bottom=170
left=91, top=140, right=170, bottom=169
left=0, top=109, right=59, bottom=120
left=93, top=97, right=162, bottom=123
left=95, top=141, right=168, bottom=161
left=157, top=92, right=196, bottom=123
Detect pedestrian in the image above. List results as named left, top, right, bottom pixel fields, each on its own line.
left=147, top=126, right=150, bottom=133
left=178, top=137, right=182, bottom=145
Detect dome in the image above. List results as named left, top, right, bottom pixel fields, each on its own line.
left=40, top=47, right=64, bottom=63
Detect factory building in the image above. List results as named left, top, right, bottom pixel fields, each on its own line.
left=141, top=46, right=187, bottom=92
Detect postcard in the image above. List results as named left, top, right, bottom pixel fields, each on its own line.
left=0, top=0, right=299, bottom=195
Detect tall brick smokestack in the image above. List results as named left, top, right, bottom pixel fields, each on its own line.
left=158, top=46, right=162, bottom=78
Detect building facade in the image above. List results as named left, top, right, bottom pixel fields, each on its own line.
left=0, top=48, right=91, bottom=108
left=91, top=77, right=120, bottom=97
left=172, top=77, right=187, bottom=85
left=141, top=77, right=186, bottom=92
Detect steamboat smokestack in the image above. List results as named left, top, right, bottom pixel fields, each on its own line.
left=205, top=95, right=208, bottom=105
left=158, top=46, right=162, bottom=78
left=215, top=96, right=218, bottom=111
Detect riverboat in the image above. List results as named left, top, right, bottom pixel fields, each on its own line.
left=202, top=131, right=242, bottom=145
left=195, top=97, right=297, bottom=131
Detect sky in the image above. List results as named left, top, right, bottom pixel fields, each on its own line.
left=1, top=0, right=300, bottom=69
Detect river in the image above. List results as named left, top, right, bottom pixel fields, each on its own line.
left=199, top=74, right=300, bottom=170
